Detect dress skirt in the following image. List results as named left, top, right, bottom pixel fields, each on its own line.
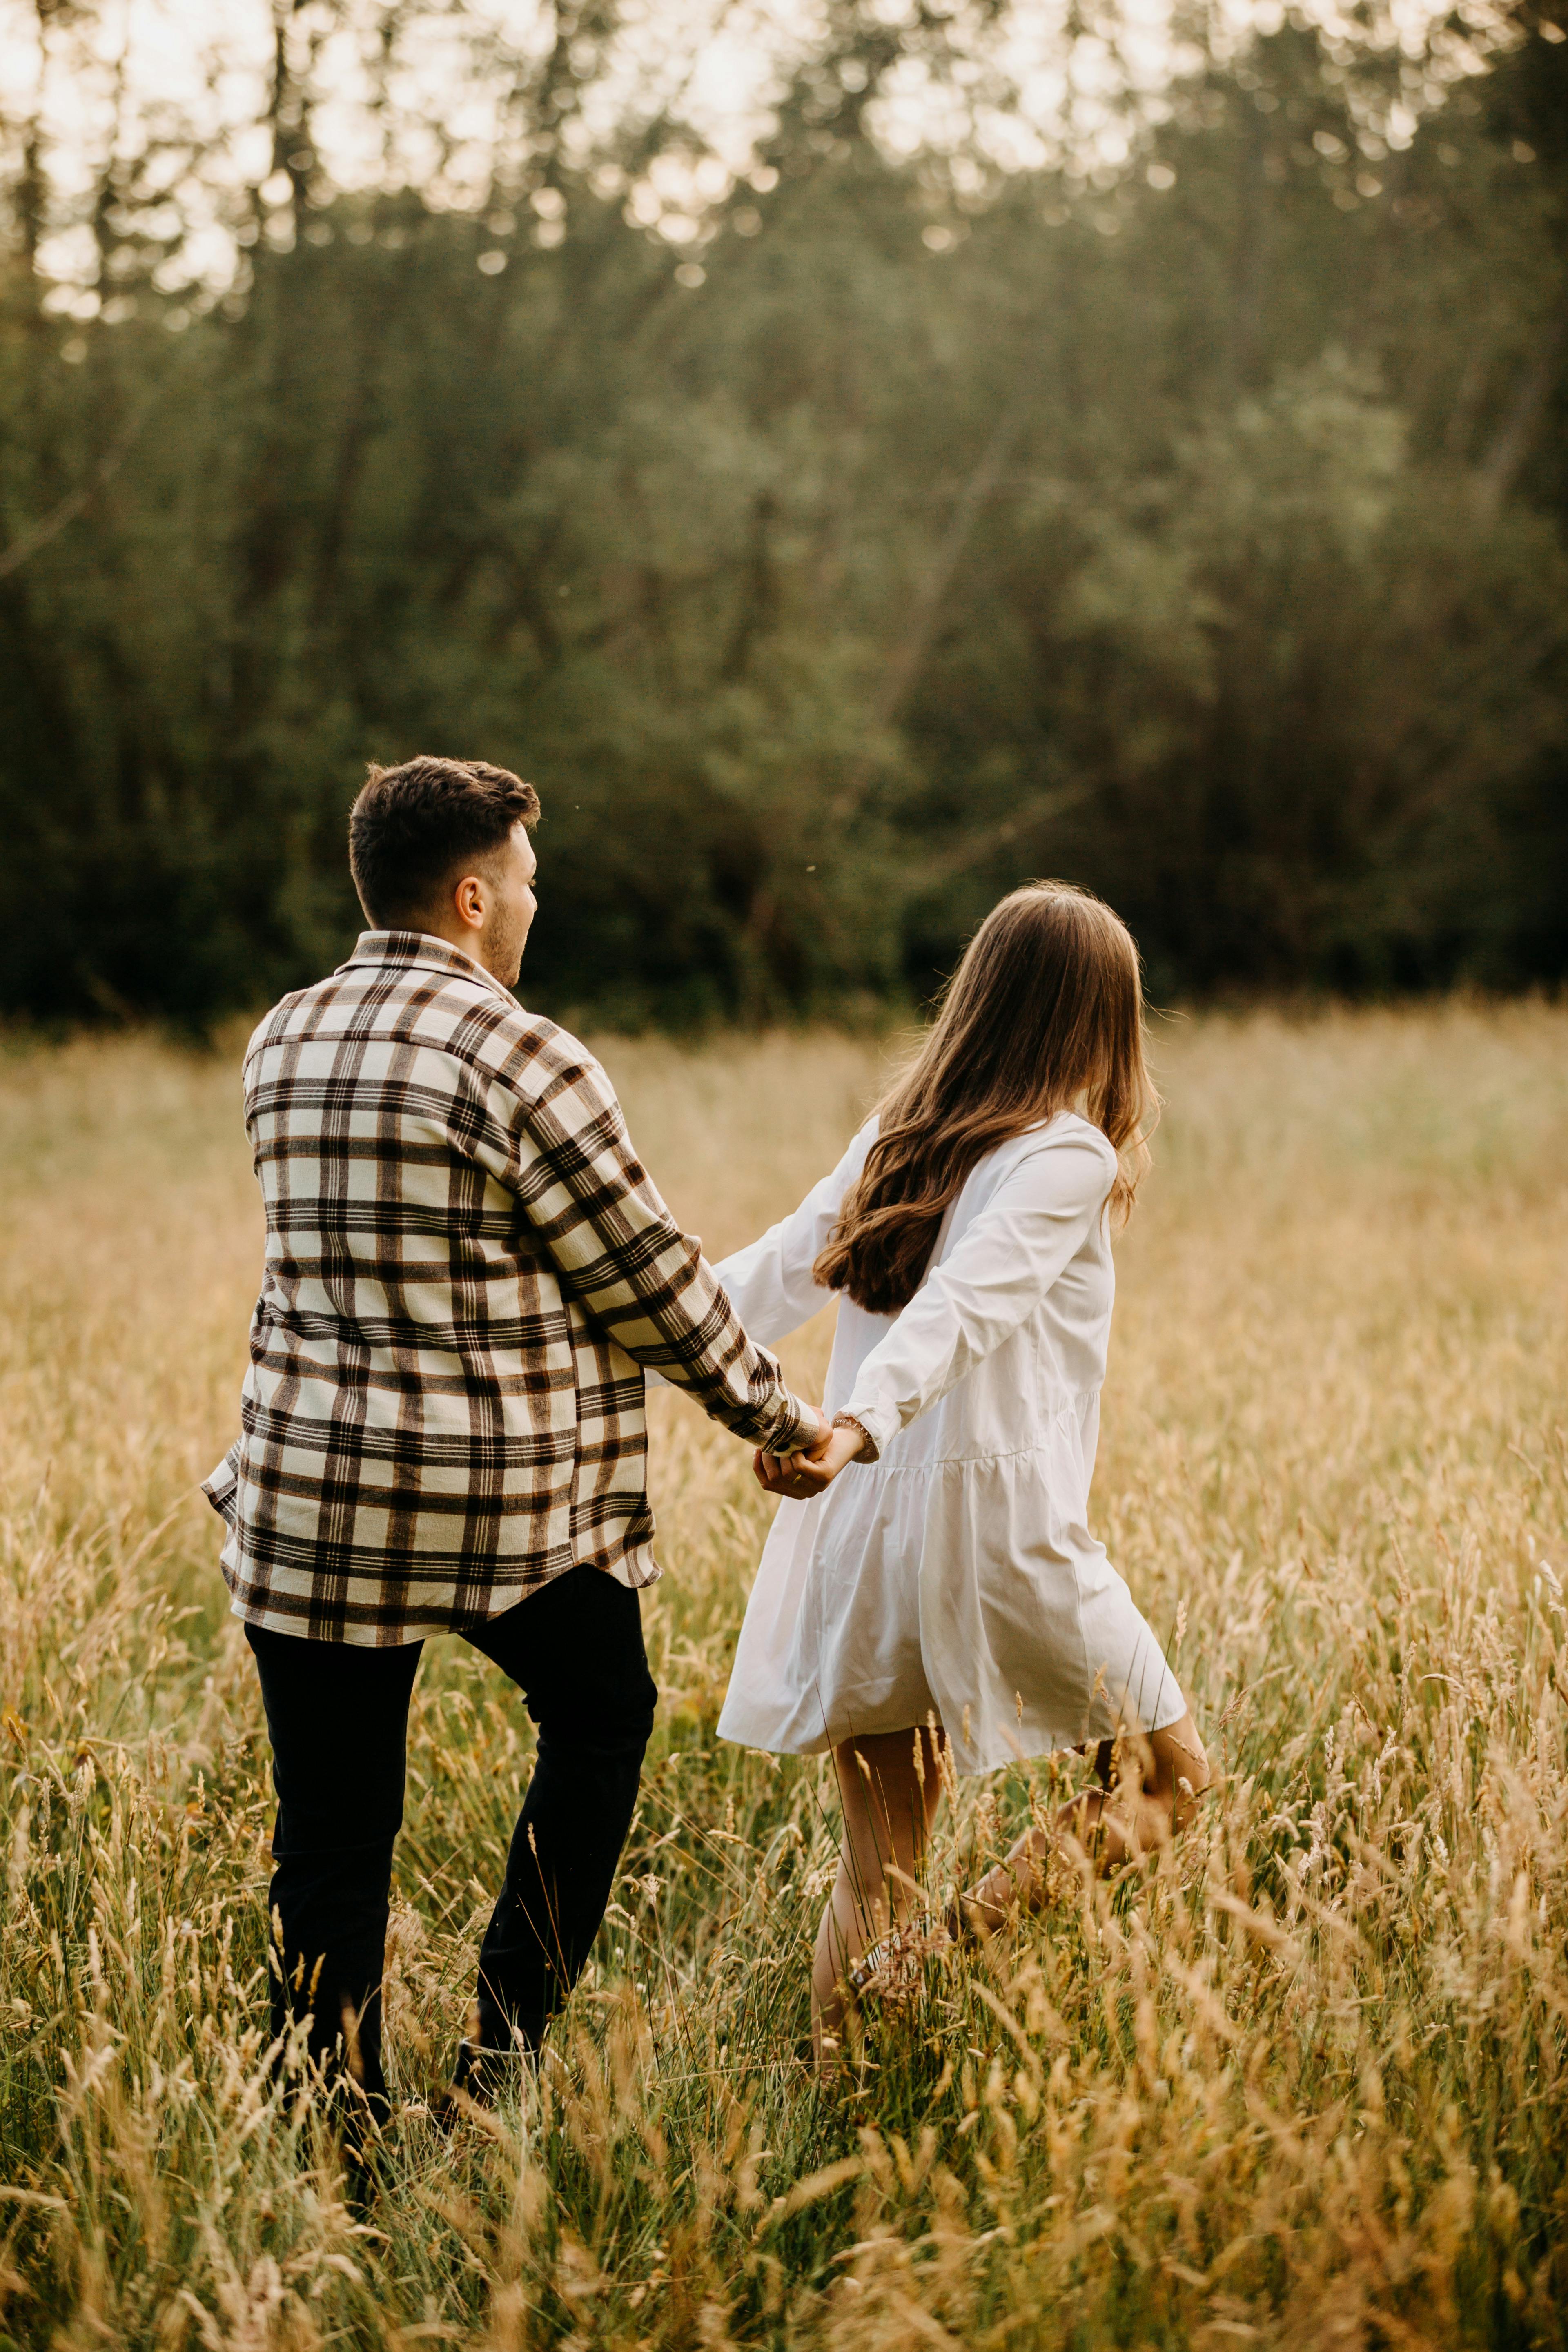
left=717, top=1396, right=1185, bottom=1777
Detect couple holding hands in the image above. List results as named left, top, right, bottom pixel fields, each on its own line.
left=205, top=754, right=1208, bottom=2134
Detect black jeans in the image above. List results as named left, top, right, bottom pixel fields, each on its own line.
left=245, top=1564, right=657, bottom=2115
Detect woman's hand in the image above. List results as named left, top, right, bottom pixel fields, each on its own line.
left=753, top=1420, right=869, bottom=1501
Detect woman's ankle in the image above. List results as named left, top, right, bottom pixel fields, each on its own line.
left=949, top=1770, right=1200, bottom=1944
left=954, top=1833, right=1045, bottom=1937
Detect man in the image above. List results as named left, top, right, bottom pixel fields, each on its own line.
left=203, top=754, right=822, bottom=2131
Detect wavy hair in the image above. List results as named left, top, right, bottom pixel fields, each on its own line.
left=815, top=883, right=1156, bottom=1316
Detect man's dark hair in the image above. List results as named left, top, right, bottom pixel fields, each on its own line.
left=348, top=756, right=540, bottom=927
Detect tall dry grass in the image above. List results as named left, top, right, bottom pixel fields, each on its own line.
left=2, top=1006, right=1566, bottom=2349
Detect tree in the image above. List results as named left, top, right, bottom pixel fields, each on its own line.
left=0, top=2, right=1564, bottom=1022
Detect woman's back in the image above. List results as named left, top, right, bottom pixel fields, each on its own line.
left=822, top=1113, right=1118, bottom=1467
left=721, top=1107, right=1120, bottom=1470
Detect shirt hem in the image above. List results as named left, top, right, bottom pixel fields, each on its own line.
left=223, top=1545, right=661, bottom=1645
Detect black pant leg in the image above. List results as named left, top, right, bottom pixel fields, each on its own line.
left=245, top=1624, right=422, bottom=2119
left=462, top=1566, right=657, bottom=2054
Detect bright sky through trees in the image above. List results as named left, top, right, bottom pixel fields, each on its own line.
left=3, top=0, right=1519, bottom=310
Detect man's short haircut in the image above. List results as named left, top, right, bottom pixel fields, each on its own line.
left=349, top=756, right=540, bottom=928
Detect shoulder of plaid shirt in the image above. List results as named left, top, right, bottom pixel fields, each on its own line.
left=201, top=930, right=823, bottom=1641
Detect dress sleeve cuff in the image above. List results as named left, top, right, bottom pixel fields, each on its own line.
left=831, top=1412, right=880, bottom=1464
left=839, top=1396, right=899, bottom=1461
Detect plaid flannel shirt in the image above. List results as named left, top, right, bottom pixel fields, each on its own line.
left=203, top=931, right=817, bottom=1644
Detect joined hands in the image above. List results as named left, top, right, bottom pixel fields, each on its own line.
left=753, top=1411, right=869, bottom=1502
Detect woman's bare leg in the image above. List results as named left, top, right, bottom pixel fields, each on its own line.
left=813, top=1725, right=946, bottom=2061
left=957, top=1712, right=1212, bottom=1934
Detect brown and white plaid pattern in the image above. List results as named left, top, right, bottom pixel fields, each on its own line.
left=203, top=931, right=817, bottom=1644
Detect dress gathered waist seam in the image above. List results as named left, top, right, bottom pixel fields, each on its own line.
left=845, top=1420, right=1095, bottom=1475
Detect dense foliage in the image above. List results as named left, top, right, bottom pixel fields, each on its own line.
left=1, top=4, right=1566, bottom=1024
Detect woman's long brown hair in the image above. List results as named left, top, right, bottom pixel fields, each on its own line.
left=815, top=883, right=1156, bottom=1316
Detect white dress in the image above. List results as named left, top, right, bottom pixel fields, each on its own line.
left=714, top=1112, right=1185, bottom=1777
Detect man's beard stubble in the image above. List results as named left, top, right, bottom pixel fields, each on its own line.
left=483, top=908, right=528, bottom=989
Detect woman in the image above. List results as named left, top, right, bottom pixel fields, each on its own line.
left=714, top=883, right=1209, bottom=2056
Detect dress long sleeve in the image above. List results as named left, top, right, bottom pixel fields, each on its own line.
left=713, top=1123, right=877, bottom=1349
left=840, top=1128, right=1117, bottom=1459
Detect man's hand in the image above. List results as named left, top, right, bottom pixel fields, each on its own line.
left=797, top=1401, right=829, bottom=1450
left=753, top=1418, right=869, bottom=1501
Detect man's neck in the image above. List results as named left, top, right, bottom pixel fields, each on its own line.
left=410, top=919, right=495, bottom=978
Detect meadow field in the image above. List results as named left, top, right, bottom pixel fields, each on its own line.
left=2, top=1004, right=1567, bottom=2350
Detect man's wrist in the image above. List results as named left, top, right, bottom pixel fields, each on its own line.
left=761, top=1395, right=823, bottom=1454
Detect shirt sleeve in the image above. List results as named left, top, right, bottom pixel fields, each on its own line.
left=713, top=1121, right=878, bottom=1348
left=201, top=1442, right=240, bottom=1526
left=490, top=1046, right=820, bottom=1454
left=839, top=1128, right=1117, bottom=1460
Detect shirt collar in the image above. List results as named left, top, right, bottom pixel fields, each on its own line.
left=343, top=930, right=518, bottom=1005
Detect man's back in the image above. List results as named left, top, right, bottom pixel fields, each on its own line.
left=205, top=928, right=813, bottom=1644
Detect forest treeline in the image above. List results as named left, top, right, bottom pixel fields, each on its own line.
left=1, top=2, right=1566, bottom=1026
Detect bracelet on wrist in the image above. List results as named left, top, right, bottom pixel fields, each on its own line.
left=831, top=1412, right=876, bottom=1461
